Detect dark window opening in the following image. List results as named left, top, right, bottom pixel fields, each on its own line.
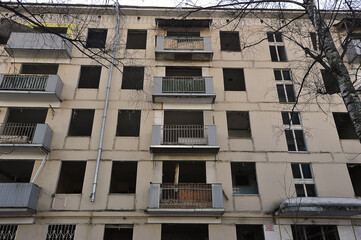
left=109, top=162, right=137, bottom=193
left=164, top=111, right=203, bottom=125
left=104, top=225, right=133, bottom=240
left=236, top=225, right=265, bottom=240
left=78, top=66, right=102, bottom=89
left=231, top=162, right=259, bottom=194
left=166, top=67, right=202, bottom=77
left=21, top=64, right=58, bottom=75
left=122, top=67, right=144, bottom=90
left=292, top=225, right=340, bottom=240
left=68, top=109, right=95, bottom=136
left=220, top=31, right=241, bottom=51
left=310, top=32, right=318, bottom=51
left=126, top=30, right=147, bottom=49
left=285, top=129, right=307, bottom=152
left=223, top=68, right=246, bottom=91
left=167, top=31, right=200, bottom=37
left=281, top=112, right=300, bottom=125
left=321, top=70, right=340, bottom=94
left=163, top=161, right=206, bottom=184
left=56, top=161, right=86, bottom=194
left=333, top=113, right=358, bottom=139
left=267, top=32, right=283, bottom=42
left=34, top=27, right=68, bottom=34
left=161, top=224, right=208, bottom=240
left=348, top=164, right=361, bottom=197
left=0, top=160, right=34, bottom=183
left=269, top=46, right=287, bottom=61
left=86, top=28, right=107, bottom=48
left=7, top=108, right=48, bottom=124
left=227, top=111, right=251, bottom=138
left=116, top=110, right=141, bottom=137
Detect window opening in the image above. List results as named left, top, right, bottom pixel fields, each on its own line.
left=161, top=224, right=208, bottom=240
left=116, top=110, right=141, bottom=137
left=104, top=225, right=133, bottom=240
left=310, top=32, right=318, bottom=51
left=163, top=161, right=206, bottom=184
left=231, top=162, right=259, bottom=194
left=86, top=29, right=107, bottom=48
left=21, top=64, right=58, bottom=75
left=78, top=66, right=102, bottom=89
left=223, top=68, right=246, bottom=91
left=121, top=67, right=144, bottom=90
left=68, top=109, right=95, bottom=136
left=321, top=69, right=340, bottom=94
left=0, top=160, right=34, bottom=183
left=236, top=225, right=265, bottom=240
left=126, top=30, right=147, bottom=49
left=333, top=112, right=358, bottom=139
left=348, top=164, right=361, bottom=197
left=274, top=69, right=296, bottom=103
left=109, top=162, right=137, bottom=193
left=56, top=161, right=86, bottom=194
left=282, top=112, right=307, bottom=152
left=267, top=32, right=287, bottom=61
left=291, top=163, right=316, bottom=197
left=292, top=225, right=340, bottom=240
left=227, top=111, right=251, bottom=138
left=220, top=31, right=241, bottom=51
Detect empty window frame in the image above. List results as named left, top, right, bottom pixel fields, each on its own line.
left=104, top=225, right=133, bottom=240
left=121, top=67, right=144, bottom=90
left=116, top=110, right=141, bottom=137
left=231, top=162, right=259, bottom=194
left=282, top=112, right=307, bottom=152
left=7, top=108, right=48, bottom=124
left=227, top=111, right=251, bottom=138
left=321, top=70, right=340, bottom=94
left=161, top=224, right=208, bottom=240
left=126, top=30, right=147, bottom=49
left=223, top=68, right=246, bottom=91
left=56, top=161, right=86, bottom=194
left=274, top=69, right=296, bottom=103
left=0, top=225, right=18, bottom=240
left=46, top=225, right=76, bottom=240
left=220, top=31, right=241, bottom=51
left=292, top=225, right=340, bottom=240
left=77, top=66, right=102, bottom=89
left=333, top=112, right=358, bottom=139
left=21, top=64, right=59, bottom=75
left=34, top=26, right=68, bottom=34
left=236, top=225, right=265, bottom=240
left=0, top=160, right=34, bottom=183
left=267, top=32, right=287, bottom=62
left=291, top=163, right=316, bottom=197
left=109, top=162, right=137, bottom=193
left=86, top=28, right=107, bottom=48
left=347, top=164, right=361, bottom=197
left=163, top=161, right=206, bottom=184
left=68, top=109, right=95, bottom=136
left=310, top=32, right=318, bottom=51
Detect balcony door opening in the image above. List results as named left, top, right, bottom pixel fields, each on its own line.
left=6, top=108, right=48, bottom=124
left=167, top=31, right=200, bottom=37
left=166, top=67, right=202, bottom=77
left=0, top=160, right=34, bottom=183
left=21, top=64, right=59, bottom=75
left=163, top=161, right=206, bottom=184
left=162, top=224, right=208, bottom=240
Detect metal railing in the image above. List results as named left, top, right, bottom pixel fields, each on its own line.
left=0, top=75, right=48, bottom=91
left=162, top=125, right=208, bottom=145
left=164, top=36, right=204, bottom=50
left=160, top=183, right=212, bottom=208
left=0, top=123, right=37, bottom=144
left=162, top=77, right=206, bottom=93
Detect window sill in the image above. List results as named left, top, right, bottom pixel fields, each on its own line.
left=288, top=151, right=309, bottom=154
left=233, top=194, right=260, bottom=196
left=108, top=193, right=136, bottom=195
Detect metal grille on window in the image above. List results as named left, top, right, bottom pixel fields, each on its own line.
left=274, top=69, right=296, bottom=103
left=267, top=32, right=287, bottom=62
left=46, top=225, right=76, bottom=240
left=282, top=112, right=307, bottom=152
left=291, top=163, right=317, bottom=197
left=0, top=225, right=17, bottom=240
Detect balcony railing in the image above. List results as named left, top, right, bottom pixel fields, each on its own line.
left=0, top=123, right=37, bottom=144
left=149, top=183, right=224, bottom=214
left=0, top=74, right=48, bottom=91
left=164, top=37, right=204, bottom=50
left=162, top=125, right=207, bottom=145
left=162, top=77, right=206, bottom=93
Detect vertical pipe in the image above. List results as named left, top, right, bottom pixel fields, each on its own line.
left=91, top=3, right=120, bottom=202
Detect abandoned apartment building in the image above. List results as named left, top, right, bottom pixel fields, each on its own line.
left=0, top=3, right=360, bottom=240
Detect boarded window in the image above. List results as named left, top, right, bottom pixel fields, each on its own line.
left=21, top=64, right=58, bottom=74
left=109, top=162, right=137, bottom=193
left=220, top=31, right=241, bottom=51
left=121, top=67, right=144, bottom=90
left=56, top=161, right=86, bottom=194
left=333, top=113, right=358, bottom=139
left=126, top=30, right=147, bottom=49
left=321, top=70, right=340, bottom=94
left=223, top=68, right=246, bottom=91
left=116, top=110, right=141, bottom=137
left=68, top=109, right=95, bottom=136
left=236, top=225, right=265, bottom=240
left=348, top=164, right=361, bottom=197
left=227, top=111, right=251, bottom=138
left=78, top=66, right=102, bottom=89
left=86, top=29, right=107, bottom=48
left=231, top=162, right=259, bottom=194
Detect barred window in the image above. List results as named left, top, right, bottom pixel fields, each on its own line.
left=46, top=225, right=76, bottom=240
left=0, top=225, right=17, bottom=240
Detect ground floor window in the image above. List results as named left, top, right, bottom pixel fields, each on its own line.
left=162, top=224, right=208, bottom=240
left=292, top=225, right=339, bottom=240
left=0, top=225, right=17, bottom=240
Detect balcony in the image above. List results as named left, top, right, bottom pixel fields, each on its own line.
left=155, top=36, right=213, bottom=61
left=0, top=123, right=53, bottom=153
left=148, top=183, right=224, bottom=215
left=0, top=74, right=63, bottom=102
left=0, top=183, right=40, bottom=216
left=346, top=39, right=361, bottom=63
left=5, top=32, right=72, bottom=59
left=150, top=125, right=219, bottom=153
left=153, top=77, right=215, bottom=103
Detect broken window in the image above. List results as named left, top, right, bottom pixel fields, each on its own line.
left=68, top=109, right=95, bottom=136
left=321, top=70, right=340, bottom=94
left=227, top=111, right=251, bottom=138
left=121, top=67, right=144, bottom=90
left=116, top=110, right=141, bottom=137
left=236, top=225, right=265, bottom=240
left=77, top=66, right=102, bottom=89
left=274, top=69, right=296, bottom=103
left=21, top=64, right=58, bottom=75
left=220, top=31, right=241, bottom=51
left=291, top=163, right=317, bottom=197
left=310, top=32, right=318, bottom=51
left=333, top=113, right=358, bottom=139
left=126, top=30, right=147, bottom=49
left=231, top=162, right=259, bottom=194
left=86, top=28, right=107, bottom=48
left=282, top=112, right=307, bottom=152
left=347, top=164, right=361, bottom=197
left=104, top=225, right=133, bottom=240
left=109, top=162, right=137, bottom=193
left=267, top=32, right=287, bottom=62
left=46, top=225, right=76, bottom=240
left=292, top=225, right=340, bottom=240
left=0, top=160, right=34, bottom=183
left=0, top=225, right=18, bottom=240
left=161, top=224, right=208, bottom=240
left=223, top=68, right=246, bottom=91
left=56, top=161, right=86, bottom=194
left=163, top=161, right=206, bottom=184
